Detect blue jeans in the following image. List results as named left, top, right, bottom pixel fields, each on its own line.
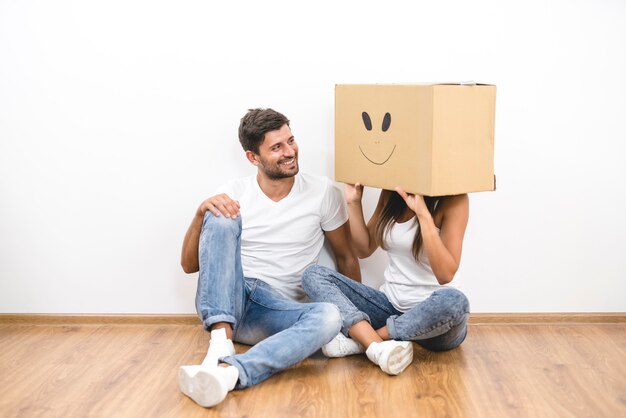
left=302, top=265, right=469, bottom=351
left=195, top=213, right=342, bottom=388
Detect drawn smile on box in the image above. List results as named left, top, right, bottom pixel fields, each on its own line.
left=358, top=111, right=396, bottom=166
left=358, top=144, right=396, bottom=165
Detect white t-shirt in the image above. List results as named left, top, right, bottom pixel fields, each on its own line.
left=379, top=217, right=458, bottom=312
left=215, top=173, right=347, bottom=301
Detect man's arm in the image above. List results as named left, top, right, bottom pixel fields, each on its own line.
left=181, top=194, right=240, bottom=274
left=324, top=222, right=362, bottom=282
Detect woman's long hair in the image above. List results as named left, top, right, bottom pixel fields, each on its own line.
left=375, top=192, right=441, bottom=263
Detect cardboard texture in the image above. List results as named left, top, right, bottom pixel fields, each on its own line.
left=335, top=83, right=496, bottom=196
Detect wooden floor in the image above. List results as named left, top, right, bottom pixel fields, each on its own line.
left=0, top=317, right=624, bottom=417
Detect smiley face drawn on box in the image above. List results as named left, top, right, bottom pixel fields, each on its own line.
left=335, top=83, right=496, bottom=196
left=335, top=84, right=422, bottom=192
left=358, top=111, right=395, bottom=165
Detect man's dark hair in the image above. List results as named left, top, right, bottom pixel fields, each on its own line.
left=238, top=108, right=290, bottom=154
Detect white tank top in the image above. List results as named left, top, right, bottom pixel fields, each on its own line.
left=379, top=217, right=457, bottom=312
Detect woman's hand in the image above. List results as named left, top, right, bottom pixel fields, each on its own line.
left=344, top=183, right=364, bottom=205
left=395, top=186, right=430, bottom=218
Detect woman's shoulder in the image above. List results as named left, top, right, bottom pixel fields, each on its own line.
left=442, top=193, right=469, bottom=208
left=435, top=194, right=469, bottom=227
left=379, top=189, right=394, bottom=203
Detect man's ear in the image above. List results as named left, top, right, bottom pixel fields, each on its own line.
left=245, top=150, right=260, bottom=166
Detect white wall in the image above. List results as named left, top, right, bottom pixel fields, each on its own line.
left=1, top=0, right=625, bottom=313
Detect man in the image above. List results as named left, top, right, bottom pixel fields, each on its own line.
left=179, top=108, right=360, bottom=407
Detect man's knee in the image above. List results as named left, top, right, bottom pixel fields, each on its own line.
left=201, top=211, right=242, bottom=234
left=311, top=302, right=342, bottom=339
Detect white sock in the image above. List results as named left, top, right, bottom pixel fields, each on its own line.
left=214, top=365, right=239, bottom=391
left=201, top=328, right=235, bottom=367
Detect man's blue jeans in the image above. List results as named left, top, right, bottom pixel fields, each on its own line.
left=302, top=265, right=469, bottom=352
left=195, top=213, right=342, bottom=388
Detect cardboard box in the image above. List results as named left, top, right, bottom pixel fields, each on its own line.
left=335, top=83, right=496, bottom=196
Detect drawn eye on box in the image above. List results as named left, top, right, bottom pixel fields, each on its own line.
left=358, top=111, right=396, bottom=165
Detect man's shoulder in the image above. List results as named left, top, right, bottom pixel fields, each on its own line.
left=225, top=175, right=256, bottom=187
left=297, top=173, right=332, bottom=191
left=217, top=175, right=256, bottom=197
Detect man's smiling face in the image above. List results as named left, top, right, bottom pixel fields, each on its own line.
left=253, top=124, right=299, bottom=180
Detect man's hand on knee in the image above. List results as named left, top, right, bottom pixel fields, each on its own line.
left=197, top=194, right=240, bottom=219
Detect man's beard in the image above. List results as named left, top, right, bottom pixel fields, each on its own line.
left=259, top=155, right=299, bottom=180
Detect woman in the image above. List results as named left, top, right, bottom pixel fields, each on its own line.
left=302, top=184, right=470, bottom=375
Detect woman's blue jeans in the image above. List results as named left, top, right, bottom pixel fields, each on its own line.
left=302, top=265, right=469, bottom=352
left=195, top=213, right=341, bottom=388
